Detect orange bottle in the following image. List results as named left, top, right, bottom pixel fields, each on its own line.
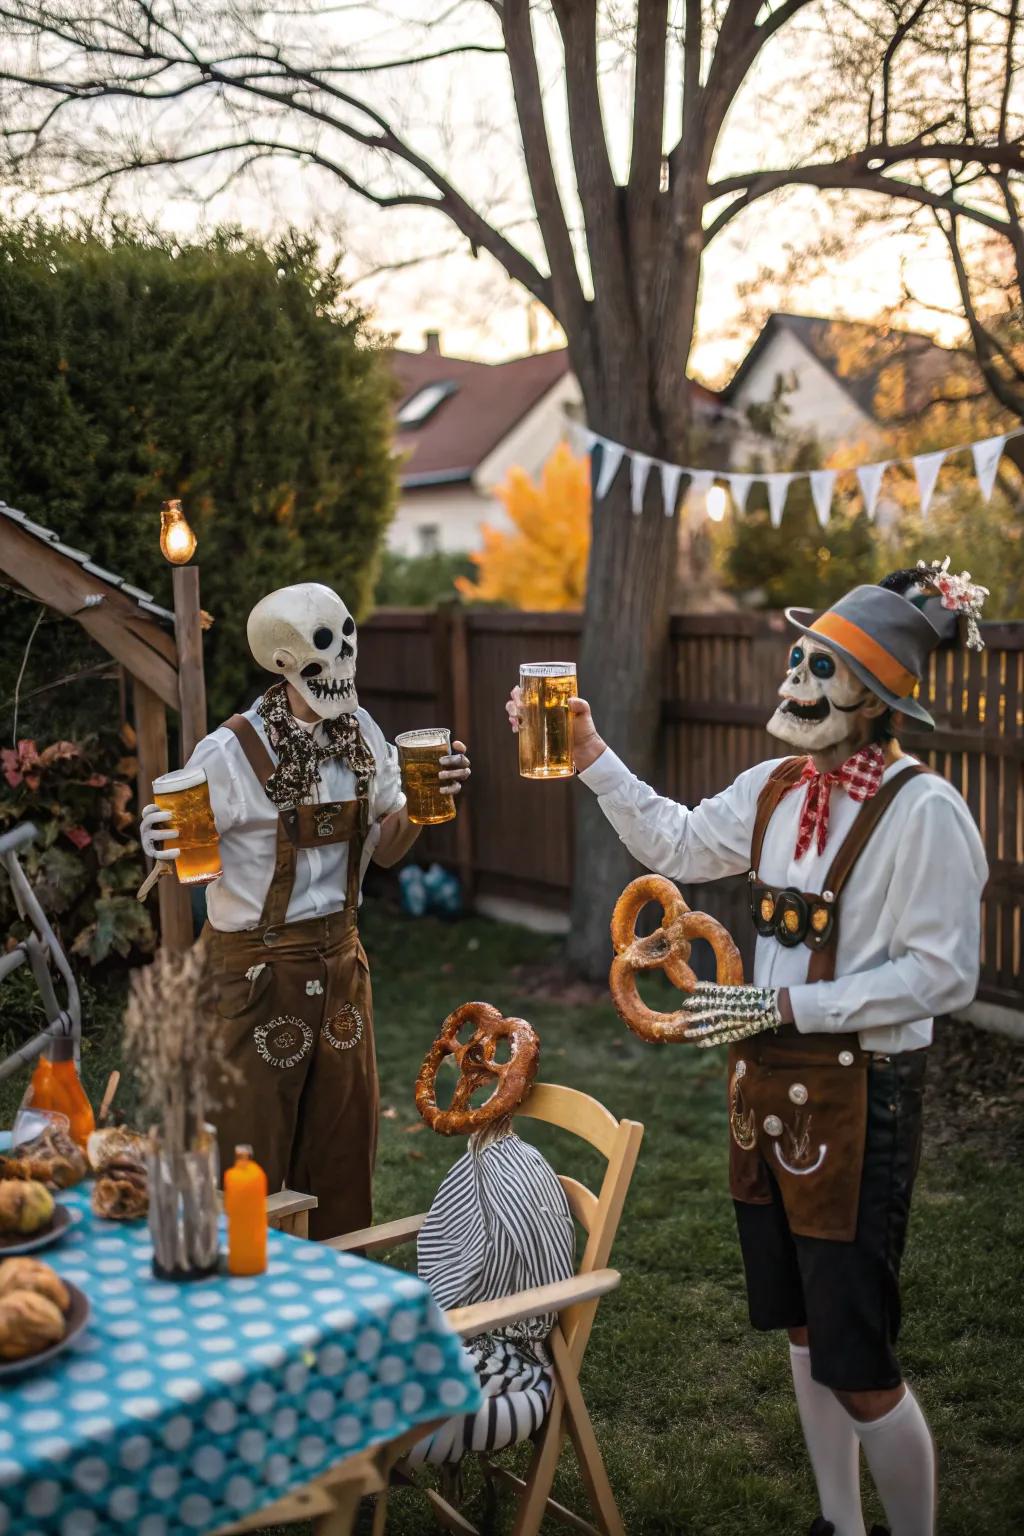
left=26, top=1054, right=55, bottom=1110
left=37, top=1038, right=94, bottom=1148
left=224, top=1145, right=268, bottom=1276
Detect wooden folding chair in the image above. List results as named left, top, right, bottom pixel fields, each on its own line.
left=327, top=1082, right=644, bottom=1536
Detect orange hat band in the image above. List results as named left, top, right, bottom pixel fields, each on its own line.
left=810, top=612, right=917, bottom=697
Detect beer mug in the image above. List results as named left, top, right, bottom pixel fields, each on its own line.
left=152, top=767, right=222, bottom=886
left=518, top=662, right=576, bottom=780
left=396, top=729, right=457, bottom=826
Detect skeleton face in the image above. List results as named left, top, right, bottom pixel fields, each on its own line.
left=246, top=583, right=358, bottom=720
left=767, top=639, right=872, bottom=752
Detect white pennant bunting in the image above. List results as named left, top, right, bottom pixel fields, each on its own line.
left=659, top=461, right=684, bottom=517
left=593, top=437, right=625, bottom=500
left=766, top=473, right=794, bottom=529
left=686, top=470, right=714, bottom=503
left=913, top=450, right=947, bottom=521
left=809, top=469, right=836, bottom=528
left=856, top=461, right=889, bottom=521
left=630, top=452, right=653, bottom=515
left=726, top=473, right=755, bottom=514
left=971, top=435, right=1006, bottom=502
left=568, top=421, right=597, bottom=457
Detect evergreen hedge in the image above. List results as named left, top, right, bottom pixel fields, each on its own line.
left=0, top=221, right=396, bottom=735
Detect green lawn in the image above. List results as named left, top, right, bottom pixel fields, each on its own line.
left=4, top=904, right=1022, bottom=1534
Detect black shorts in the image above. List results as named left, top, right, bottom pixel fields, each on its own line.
left=733, top=1050, right=927, bottom=1392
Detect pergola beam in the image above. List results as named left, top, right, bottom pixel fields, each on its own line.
left=2, top=518, right=180, bottom=710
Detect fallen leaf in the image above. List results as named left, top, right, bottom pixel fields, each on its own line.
left=407, top=1150, right=425, bottom=1162
left=381, top=1106, right=398, bottom=1120
left=403, top=1122, right=426, bottom=1134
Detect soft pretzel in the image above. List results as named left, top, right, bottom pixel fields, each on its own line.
left=415, top=1001, right=540, bottom=1135
left=609, top=874, right=744, bottom=1042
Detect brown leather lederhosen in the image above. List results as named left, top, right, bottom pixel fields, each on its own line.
left=728, top=755, right=930, bottom=1241
left=203, top=713, right=379, bottom=1241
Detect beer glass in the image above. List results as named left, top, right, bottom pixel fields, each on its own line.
left=153, top=767, right=222, bottom=885
left=518, top=662, right=576, bottom=779
left=396, top=728, right=457, bottom=826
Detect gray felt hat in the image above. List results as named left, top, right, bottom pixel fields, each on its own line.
left=784, top=584, right=956, bottom=730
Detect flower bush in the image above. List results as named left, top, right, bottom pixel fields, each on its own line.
left=0, top=726, right=154, bottom=965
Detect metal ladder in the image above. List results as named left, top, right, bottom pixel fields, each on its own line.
left=0, top=822, right=81, bottom=1082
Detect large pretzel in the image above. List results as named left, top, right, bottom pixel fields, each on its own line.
left=609, top=875, right=744, bottom=1042
left=415, top=1001, right=540, bottom=1135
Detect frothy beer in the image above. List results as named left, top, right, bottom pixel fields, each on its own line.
left=152, top=767, right=222, bottom=886
left=518, top=663, right=576, bottom=780
left=396, top=729, right=456, bottom=826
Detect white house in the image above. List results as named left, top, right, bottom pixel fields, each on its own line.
left=388, top=334, right=727, bottom=556
left=723, top=312, right=975, bottom=448
left=388, top=337, right=582, bottom=557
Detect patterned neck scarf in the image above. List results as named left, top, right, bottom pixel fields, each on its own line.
left=788, top=742, right=886, bottom=860
left=256, top=681, right=376, bottom=809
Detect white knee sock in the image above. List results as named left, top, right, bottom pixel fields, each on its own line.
left=853, top=1386, right=936, bottom=1536
left=790, top=1344, right=866, bottom=1536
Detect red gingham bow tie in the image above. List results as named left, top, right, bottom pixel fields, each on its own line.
left=791, top=743, right=886, bottom=860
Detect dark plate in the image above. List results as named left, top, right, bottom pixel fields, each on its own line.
left=0, top=1202, right=78, bottom=1257
left=0, top=1281, right=91, bottom=1377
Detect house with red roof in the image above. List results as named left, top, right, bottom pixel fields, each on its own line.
left=388, top=334, right=724, bottom=556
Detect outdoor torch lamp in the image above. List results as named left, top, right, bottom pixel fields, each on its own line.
left=159, top=498, right=197, bottom=564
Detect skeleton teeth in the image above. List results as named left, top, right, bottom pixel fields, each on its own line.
left=308, top=677, right=354, bottom=698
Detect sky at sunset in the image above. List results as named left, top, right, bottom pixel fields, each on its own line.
left=8, top=2, right=973, bottom=384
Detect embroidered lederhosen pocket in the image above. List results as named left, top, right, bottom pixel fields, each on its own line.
left=206, top=942, right=318, bottom=1073
left=728, top=1040, right=869, bottom=1242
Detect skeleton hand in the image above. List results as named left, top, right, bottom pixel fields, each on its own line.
left=677, top=982, right=783, bottom=1049
left=439, top=740, right=471, bottom=797
left=140, top=803, right=180, bottom=862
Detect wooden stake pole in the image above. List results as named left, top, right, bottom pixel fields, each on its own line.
left=134, top=677, right=193, bottom=953
left=172, top=564, right=207, bottom=762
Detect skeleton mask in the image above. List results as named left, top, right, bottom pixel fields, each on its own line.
left=246, top=583, right=358, bottom=720
left=767, top=639, right=874, bottom=752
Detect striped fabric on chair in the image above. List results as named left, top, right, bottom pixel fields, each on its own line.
left=407, top=1129, right=575, bottom=1466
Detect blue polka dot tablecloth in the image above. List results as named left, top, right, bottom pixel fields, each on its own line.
left=0, top=1188, right=481, bottom=1536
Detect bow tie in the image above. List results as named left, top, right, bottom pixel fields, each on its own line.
left=790, top=743, right=886, bottom=860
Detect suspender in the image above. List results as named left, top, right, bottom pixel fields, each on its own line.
left=750, top=755, right=932, bottom=983
left=221, top=713, right=369, bottom=928
left=224, top=713, right=274, bottom=789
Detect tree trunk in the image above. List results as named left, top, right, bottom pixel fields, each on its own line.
left=566, top=439, right=681, bottom=979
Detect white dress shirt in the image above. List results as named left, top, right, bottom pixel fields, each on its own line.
left=580, top=748, right=988, bottom=1053
left=186, top=701, right=404, bottom=932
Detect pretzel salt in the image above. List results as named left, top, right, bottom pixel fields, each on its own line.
left=609, top=875, right=744, bottom=1042
left=415, top=1001, right=540, bottom=1135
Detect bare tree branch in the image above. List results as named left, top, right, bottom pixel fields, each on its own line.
left=500, top=0, right=587, bottom=344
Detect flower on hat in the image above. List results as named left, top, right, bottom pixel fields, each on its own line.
left=916, top=557, right=989, bottom=651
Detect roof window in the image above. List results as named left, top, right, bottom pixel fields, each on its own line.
left=396, top=380, right=457, bottom=428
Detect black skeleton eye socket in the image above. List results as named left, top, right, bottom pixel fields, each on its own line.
left=342, top=616, right=355, bottom=637
left=313, top=626, right=333, bottom=650
left=789, top=645, right=804, bottom=670
left=809, top=652, right=836, bottom=679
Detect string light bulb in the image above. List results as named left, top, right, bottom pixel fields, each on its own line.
left=706, top=484, right=728, bottom=522
left=159, top=499, right=197, bottom=564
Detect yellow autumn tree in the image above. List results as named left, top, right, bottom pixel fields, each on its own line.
left=456, top=441, right=590, bottom=609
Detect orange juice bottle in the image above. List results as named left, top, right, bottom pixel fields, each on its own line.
left=45, top=1037, right=95, bottom=1148
left=224, top=1145, right=268, bottom=1276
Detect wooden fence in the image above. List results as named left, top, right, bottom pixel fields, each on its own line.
left=359, top=608, right=1024, bottom=1011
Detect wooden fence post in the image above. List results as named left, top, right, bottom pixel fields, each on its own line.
left=449, top=607, right=475, bottom=903
left=172, top=565, right=207, bottom=761
left=134, top=677, right=193, bottom=953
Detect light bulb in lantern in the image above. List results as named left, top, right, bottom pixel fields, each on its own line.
left=159, top=499, right=197, bottom=564
left=706, top=485, right=728, bottom=522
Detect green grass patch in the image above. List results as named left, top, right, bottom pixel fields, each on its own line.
left=3, top=903, right=1021, bottom=1533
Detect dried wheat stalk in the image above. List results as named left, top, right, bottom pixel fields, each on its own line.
left=122, top=942, right=235, bottom=1159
